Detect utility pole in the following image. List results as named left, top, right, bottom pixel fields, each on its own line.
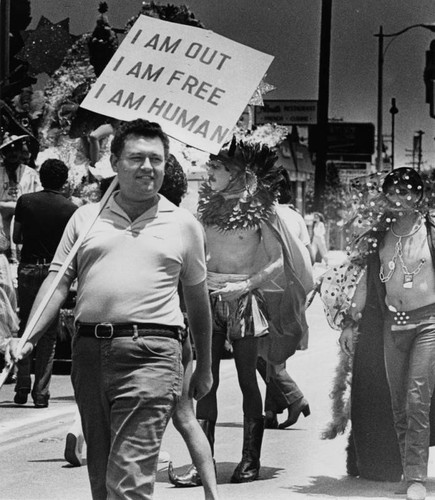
left=375, top=23, right=435, bottom=170
left=376, top=26, right=384, bottom=170
left=415, top=130, right=424, bottom=171
left=405, top=130, right=425, bottom=169
left=313, top=0, right=332, bottom=212
left=389, top=97, right=398, bottom=169
left=0, top=0, right=11, bottom=94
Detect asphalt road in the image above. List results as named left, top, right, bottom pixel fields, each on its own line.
left=2, top=263, right=435, bottom=499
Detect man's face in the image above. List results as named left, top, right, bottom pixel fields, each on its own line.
left=20, top=143, right=31, bottom=165
left=2, top=143, right=26, bottom=168
left=111, top=134, right=166, bottom=201
left=384, top=182, right=420, bottom=213
left=206, top=161, right=233, bottom=192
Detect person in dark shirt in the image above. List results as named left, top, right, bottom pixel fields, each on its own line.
left=13, top=158, right=77, bottom=408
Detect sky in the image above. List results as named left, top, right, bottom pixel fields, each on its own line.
left=29, top=0, right=435, bottom=168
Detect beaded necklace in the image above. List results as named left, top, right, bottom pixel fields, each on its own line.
left=379, top=217, right=426, bottom=288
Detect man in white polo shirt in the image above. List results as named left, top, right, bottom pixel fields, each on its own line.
left=9, top=119, right=213, bottom=500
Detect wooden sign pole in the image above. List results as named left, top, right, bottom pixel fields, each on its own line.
left=0, top=176, right=118, bottom=389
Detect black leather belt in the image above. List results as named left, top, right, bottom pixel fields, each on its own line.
left=76, top=322, right=184, bottom=340
left=21, top=258, right=51, bottom=265
left=20, top=262, right=51, bottom=268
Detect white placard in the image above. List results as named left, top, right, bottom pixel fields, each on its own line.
left=80, top=15, right=274, bottom=154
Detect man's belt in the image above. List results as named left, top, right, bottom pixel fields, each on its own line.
left=386, top=303, right=435, bottom=331
left=76, top=322, right=185, bottom=340
left=21, top=257, right=51, bottom=265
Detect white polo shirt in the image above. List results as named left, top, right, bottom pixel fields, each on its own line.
left=50, top=193, right=206, bottom=326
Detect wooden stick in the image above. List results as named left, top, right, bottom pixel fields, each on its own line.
left=0, top=176, right=118, bottom=389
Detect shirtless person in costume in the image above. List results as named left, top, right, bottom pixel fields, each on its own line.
left=340, top=167, right=435, bottom=500
left=170, top=138, right=284, bottom=485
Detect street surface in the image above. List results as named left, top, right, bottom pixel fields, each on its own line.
left=2, top=256, right=435, bottom=499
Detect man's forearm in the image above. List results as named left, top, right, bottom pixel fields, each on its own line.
left=245, top=222, right=285, bottom=292
left=246, top=254, right=284, bottom=291
left=190, top=326, right=212, bottom=370
left=183, top=280, right=212, bottom=370
left=186, top=307, right=212, bottom=370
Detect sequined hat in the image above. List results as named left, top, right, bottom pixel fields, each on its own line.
left=0, top=133, right=30, bottom=152
left=382, top=167, right=424, bottom=200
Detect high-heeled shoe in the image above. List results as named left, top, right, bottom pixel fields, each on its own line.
left=167, top=419, right=215, bottom=487
left=278, top=398, right=310, bottom=429
left=64, top=432, right=84, bottom=467
left=168, top=462, right=202, bottom=487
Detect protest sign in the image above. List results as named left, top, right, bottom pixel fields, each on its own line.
left=80, top=15, right=274, bottom=153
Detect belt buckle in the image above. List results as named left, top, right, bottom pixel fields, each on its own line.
left=393, top=311, right=410, bottom=326
left=94, top=323, right=114, bottom=339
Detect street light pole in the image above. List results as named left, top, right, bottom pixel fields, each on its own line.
left=313, top=0, right=332, bottom=213
left=375, top=23, right=435, bottom=171
left=390, top=97, right=398, bottom=169
left=376, top=26, right=384, bottom=171
left=0, top=0, right=11, bottom=92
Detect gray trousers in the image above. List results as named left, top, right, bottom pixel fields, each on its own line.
left=384, top=303, right=435, bottom=483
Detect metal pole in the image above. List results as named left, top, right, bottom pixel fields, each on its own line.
left=375, top=23, right=435, bottom=171
left=390, top=97, right=398, bottom=169
left=376, top=26, right=384, bottom=171
left=416, top=130, right=424, bottom=171
left=0, top=0, right=11, bottom=93
left=313, top=0, right=332, bottom=213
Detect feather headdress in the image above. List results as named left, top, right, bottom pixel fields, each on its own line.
left=198, top=138, right=284, bottom=231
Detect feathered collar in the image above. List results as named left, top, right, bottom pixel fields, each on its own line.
left=197, top=139, right=283, bottom=231
left=197, top=182, right=276, bottom=231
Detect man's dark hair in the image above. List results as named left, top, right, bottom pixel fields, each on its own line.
left=159, top=154, right=187, bottom=206
left=314, top=211, right=325, bottom=223
left=277, top=168, right=293, bottom=204
left=39, top=159, right=69, bottom=190
left=110, top=119, right=170, bottom=160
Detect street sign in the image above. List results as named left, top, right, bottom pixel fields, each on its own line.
left=309, top=122, right=375, bottom=156
left=254, top=100, right=318, bottom=125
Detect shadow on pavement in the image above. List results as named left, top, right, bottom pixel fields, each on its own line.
left=0, top=396, right=74, bottom=407
left=289, top=475, right=435, bottom=498
left=29, top=458, right=67, bottom=463
left=156, top=462, right=284, bottom=485
left=0, top=402, right=36, bottom=409
left=50, top=395, right=75, bottom=402
left=216, top=421, right=243, bottom=428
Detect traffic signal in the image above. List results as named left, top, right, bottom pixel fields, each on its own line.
left=424, top=40, right=435, bottom=118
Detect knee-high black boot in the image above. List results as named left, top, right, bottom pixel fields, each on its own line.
left=231, top=416, right=264, bottom=483
left=168, top=419, right=215, bottom=487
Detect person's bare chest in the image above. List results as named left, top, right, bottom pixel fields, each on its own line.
left=379, top=226, right=435, bottom=310
left=205, top=226, right=261, bottom=274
